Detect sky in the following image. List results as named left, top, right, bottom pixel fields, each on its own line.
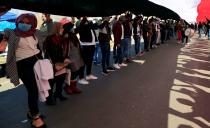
left=150, top=0, right=201, bottom=23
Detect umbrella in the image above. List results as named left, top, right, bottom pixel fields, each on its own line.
left=59, top=18, right=71, bottom=25
left=0, top=11, right=17, bottom=21
left=0, top=0, right=180, bottom=20
left=0, top=21, right=16, bottom=32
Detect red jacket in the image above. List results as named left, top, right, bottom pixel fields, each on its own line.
left=112, top=21, right=122, bottom=46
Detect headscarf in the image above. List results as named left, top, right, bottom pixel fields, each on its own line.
left=15, top=13, right=37, bottom=37
left=62, top=22, right=74, bottom=34
left=45, top=22, right=62, bottom=45
left=51, top=22, right=62, bottom=35
left=62, top=22, right=80, bottom=47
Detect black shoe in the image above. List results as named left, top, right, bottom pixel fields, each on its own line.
left=126, top=59, right=132, bottom=63
left=45, top=97, right=56, bottom=106
left=27, top=112, right=46, bottom=121
left=107, top=67, right=115, bottom=72
left=57, top=95, right=68, bottom=101
left=102, top=70, right=109, bottom=75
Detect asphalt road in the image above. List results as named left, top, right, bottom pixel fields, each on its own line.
left=0, top=36, right=210, bottom=128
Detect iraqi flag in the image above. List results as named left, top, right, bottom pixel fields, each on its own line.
left=150, top=0, right=209, bottom=23
left=197, top=0, right=210, bottom=22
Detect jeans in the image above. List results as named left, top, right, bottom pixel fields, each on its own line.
left=93, top=42, right=101, bottom=64
left=100, top=42, right=110, bottom=71
left=208, top=29, right=210, bottom=40
left=198, top=29, right=202, bottom=38
left=121, top=38, right=129, bottom=59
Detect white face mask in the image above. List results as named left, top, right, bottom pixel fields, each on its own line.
left=70, top=28, right=75, bottom=33
left=85, top=21, right=88, bottom=25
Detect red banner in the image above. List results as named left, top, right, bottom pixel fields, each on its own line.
left=197, top=0, right=210, bottom=22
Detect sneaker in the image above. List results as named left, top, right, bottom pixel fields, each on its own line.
left=113, top=64, right=120, bottom=69
left=78, top=79, right=89, bottom=85
left=107, top=67, right=115, bottom=72
left=86, top=75, right=98, bottom=80
left=102, top=70, right=109, bottom=75
left=119, top=63, right=127, bottom=67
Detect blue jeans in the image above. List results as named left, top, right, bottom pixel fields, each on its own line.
left=100, top=42, right=110, bottom=71
left=93, top=42, right=101, bottom=64
left=198, top=29, right=202, bottom=38
left=121, top=38, right=130, bottom=59
left=208, top=29, right=210, bottom=40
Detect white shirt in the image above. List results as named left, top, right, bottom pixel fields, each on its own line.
left=99, top=27, right=107, bottom=34
left=121, top=24, right=124, bottom=39
left=16, top=36, right=40, bottom=61
left=137, top=24, right=140, bottom=36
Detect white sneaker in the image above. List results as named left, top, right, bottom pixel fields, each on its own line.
left=119, top=63, right=127, bottom=67
left=86, top=75, right=98, bottom=80
left=78, top=79, right=89, bottom=85
left=113, top=64, right=120, bottom=69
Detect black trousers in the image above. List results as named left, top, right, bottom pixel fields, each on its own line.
left=143, top=35, right=148, bottom=50
left=16, top=54, right=40, bottom=117
left=79, top=45, right=95, bottom=78
left=48, top=73, right=66, bottom=98
left=71, top=67, right=83, bottom=80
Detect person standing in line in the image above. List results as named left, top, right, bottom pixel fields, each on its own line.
left=43, top=22, right=69, bottom=106
left=92, top=19, right=101, bottom=65
left=156, top=18, right=161, bottom=45
left=122, top=14, right=132, bottom=63
left=147, top=18, right=153, bottom=50
left=98, top=17, right=115, bottom=75
left=0, top=13, right=46, bottom=128
left=112, top=16, right=128, bottom=69
left=111, top=16, right=118, bottom=60
left=198, top=22, right=203, bottom=38
left=177, top=20, right=183, bottom=43
left=206, top=18, right=210, bottom=40
left=143, top=19, right=149, bottom=51
left=133, top=16, right=141, bottom=56
left=76, top=17, right=98, bottom=85
left=62, top=22, right=84, bottom=95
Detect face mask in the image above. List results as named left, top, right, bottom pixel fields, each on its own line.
left=69, top=28, right=75, bottom=33
left=18, top=23, right=32, bottom=32
left=85, top=21, right=88, bottom=25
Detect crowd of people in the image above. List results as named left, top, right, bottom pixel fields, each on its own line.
left=0, top=12, right=200, bottom=128
left=197, top=18, right=210, bottom=39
